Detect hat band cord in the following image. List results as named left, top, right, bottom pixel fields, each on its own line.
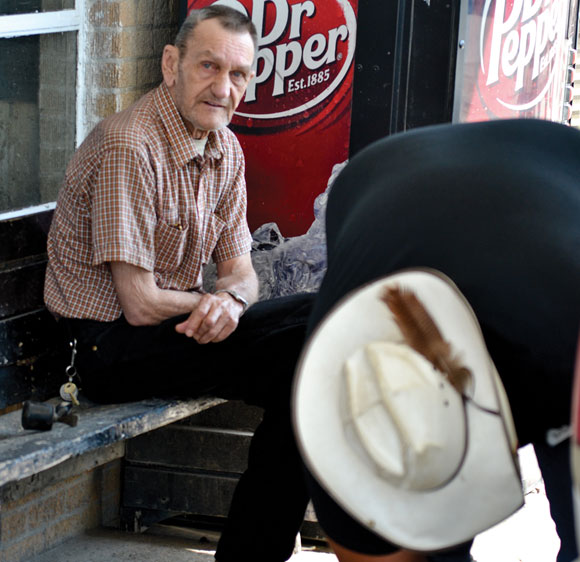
left=462, top=393, right=501, bottom=417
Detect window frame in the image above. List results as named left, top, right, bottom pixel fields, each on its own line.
left=0, top=2, right=85, bottom=220
left=0, top=10, right=80, bottom=37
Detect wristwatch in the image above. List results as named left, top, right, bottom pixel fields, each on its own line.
left=214, top=289, right=249, bottom=315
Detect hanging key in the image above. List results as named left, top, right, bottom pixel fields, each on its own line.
left=60, top=381, right=80, bottom=407
left=60, top=338, right=81, bottom=406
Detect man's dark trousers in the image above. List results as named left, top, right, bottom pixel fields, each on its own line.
left=65, top=293, right=314, bottom=562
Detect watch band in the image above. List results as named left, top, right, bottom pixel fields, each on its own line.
left=214, top=289, right=249, bottom=315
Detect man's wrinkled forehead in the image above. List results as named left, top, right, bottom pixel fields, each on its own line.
left=182, top=22, right=256, bottom=63
left=177, top=11, right=258, bottom=62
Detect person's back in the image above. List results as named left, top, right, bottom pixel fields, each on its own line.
left=305, top=118, right=580, bottom=562
left=315, top=118, right=580, bottom=442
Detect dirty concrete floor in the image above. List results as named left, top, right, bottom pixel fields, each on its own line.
left=28, top=445, right=561, bottom=562
left=26, top=526, right=335, bottom=562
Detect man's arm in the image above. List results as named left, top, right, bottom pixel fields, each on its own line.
left=214, top=253, right=259, bottom=304
left=175, top=253, right=258, bottom=344
left=110, top=261, right=203, bottom=326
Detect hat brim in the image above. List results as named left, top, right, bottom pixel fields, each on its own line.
left=293, top=269, right=523, bottom=551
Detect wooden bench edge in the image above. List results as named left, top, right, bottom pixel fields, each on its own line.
left=0, top=396, right=226, bottom=488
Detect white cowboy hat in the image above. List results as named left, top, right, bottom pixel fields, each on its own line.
left=293, top=269, right=524, bottom=552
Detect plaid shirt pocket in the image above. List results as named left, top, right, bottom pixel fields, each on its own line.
left=154, top=219, right=189, bottom=272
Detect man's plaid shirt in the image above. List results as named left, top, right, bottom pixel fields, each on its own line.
left=45, top=83, right=252, bottom=321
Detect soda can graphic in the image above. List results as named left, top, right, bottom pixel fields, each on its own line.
left=186, top=0, right=358, bottom=236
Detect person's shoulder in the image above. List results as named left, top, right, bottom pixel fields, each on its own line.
left=98, top=90, right=162, bottom=152
left=215, top=126, right=242, bottom=150
left=212, top=127, right=244, bottom=163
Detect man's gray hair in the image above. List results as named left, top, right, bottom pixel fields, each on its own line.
left=175, top=5, right=258, bottom=58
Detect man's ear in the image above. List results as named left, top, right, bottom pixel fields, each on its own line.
left=161, top=45, right=179, bottom=88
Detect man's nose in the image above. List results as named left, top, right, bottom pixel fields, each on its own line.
left=211, top=72, right=231, bottom=99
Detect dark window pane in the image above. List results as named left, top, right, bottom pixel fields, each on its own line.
left=0, top=32, right=76, bottom=212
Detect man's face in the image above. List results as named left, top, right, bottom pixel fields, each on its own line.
left=163, top=18, right=255, bottom=138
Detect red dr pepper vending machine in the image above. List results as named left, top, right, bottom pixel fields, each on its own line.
left=346, top=0, right=578, bottom=153
left=452, top=0, right=579, bottom=123
left=184, top=0, right=358, bottom=237
left=181, top=1, right=578, bottom=236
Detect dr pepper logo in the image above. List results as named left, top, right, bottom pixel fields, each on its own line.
left=479, top=0, right=568, bottom=113
left=196, top=0, right=357, bottom=122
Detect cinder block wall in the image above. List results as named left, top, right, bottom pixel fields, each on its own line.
left=81, top=0, right=181, bottom=138
left=0, top=451, right=122, bottom=562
